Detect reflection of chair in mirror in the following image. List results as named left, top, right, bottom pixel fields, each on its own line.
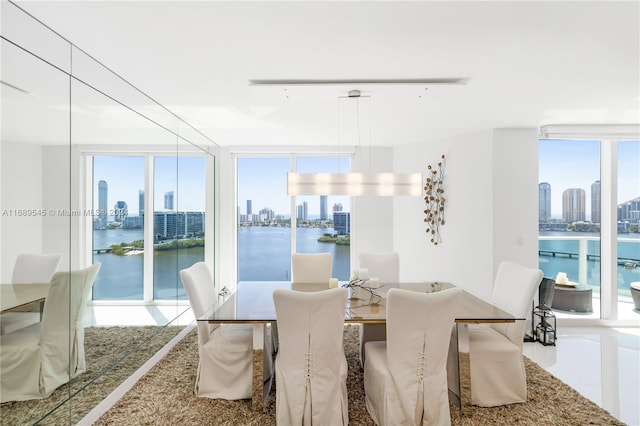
left=1, top=253, right=62, bottom=335
left=358, top=251, right=399, bottom=365
left=180, top=262, right=272, bottom=400
left=467, top=261, right=542, bottom=407
left=1, top=262, right=100, bottom=402
left=11, top=253, right=63, bottom=284
left=273, top=287, right=349, bottom=425
left=364, top=287, right=462, bottom=425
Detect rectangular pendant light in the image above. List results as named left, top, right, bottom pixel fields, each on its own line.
left=287, top=172, right=423, bottom=196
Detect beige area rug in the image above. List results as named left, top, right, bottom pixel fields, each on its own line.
left=0, top=326, right=184, bottom=425
left=96, top=325, right=624, bottom=426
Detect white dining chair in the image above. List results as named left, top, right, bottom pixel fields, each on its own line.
left=11, top=253, right=62, bottom=284
left=180, top=261, right=272, bottom=400
left=358, top=251, right=399, bottom=364
left=1, top=253, right=63, bottom=335
left=1, top=262, right=100, bottom=402
left=273, top=287, right=349, bottom=425
left=364, top=287, right=462, bottom=425
left=467, top=261, right=543, bottom=406
left=291, top=252, right=333, bottom=285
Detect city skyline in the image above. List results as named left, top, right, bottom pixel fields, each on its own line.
left=93, top=156, right=205, bottom=216
left=539, top=139, right=639, bottom=219
left=93, top=142, right=638, bottom=220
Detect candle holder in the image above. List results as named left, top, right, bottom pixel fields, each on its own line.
left=533, top=304, right=556, bottom=346
left=343, top=278, right=382, bottom=302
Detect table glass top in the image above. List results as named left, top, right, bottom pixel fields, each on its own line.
left=198, top=281, right=518, bottom=324
left=1, top=283, right=50, bottom=314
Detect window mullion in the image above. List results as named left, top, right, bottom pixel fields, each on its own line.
left=600, top=140, right=618, bottom=320
left=144, top=155, right=154, bottom=303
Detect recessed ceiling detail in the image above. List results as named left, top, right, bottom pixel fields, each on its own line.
left=248, top=78, right=468, bottom=86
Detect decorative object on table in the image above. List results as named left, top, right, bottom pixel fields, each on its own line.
left=423, top=154, right=446, bottom=245
left=533, top=305, right=556, bottom=346
left=554, top=272, right=577, bottom=287
left=343, top=268, right=382, bottom=302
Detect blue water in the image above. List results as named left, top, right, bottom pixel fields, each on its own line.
left=91, top=228, right=639, bottom=299
left=237, top=226, right=350, bottom=281
left=539, top=231, right=640, bottom=293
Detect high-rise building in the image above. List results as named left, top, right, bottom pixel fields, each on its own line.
left=297, top=201, right=308, bottom=220
left=113, top=201, right=128, bottom=222
left=333, top=212, right=350, bottom=235
left=562, top=188, right=586, bottom=223
left=618, top=196, right=640, bottom=223
left=333, top=203, right=343, bottom=212
left=164, top=191, right=174, bottom=210
left=154, top=211, right=205, bottom=239
left=320, top=195, right=328, bottom=220
left=139, top=190, right=145, bottom=218
left=591, top=180, right=601, bottom=223
left=247, top=200, right=252, bottom=215
left=259, top=207, right=275, bottom=221
left=98, top=180, right=108, bottom=221
left=538, top=182, right=551, bottom=223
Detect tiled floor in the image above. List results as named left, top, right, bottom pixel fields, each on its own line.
left=523, top=326, right=640, bottom=426
left=81, top=305, right=639, bottom=425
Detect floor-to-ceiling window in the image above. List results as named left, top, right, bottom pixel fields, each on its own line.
left=236, top=154, right=351, bottom=282
left=295, top=156, right=351, bottom=280
left=617, top=141, right=640, bottom=308
left=539, top=137, right=640, bottom=320
left=92, top=156, right=145, bottom=300
left=92, top=154, right=206, bottom=301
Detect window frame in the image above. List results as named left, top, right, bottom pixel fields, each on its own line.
left=80, top=146, right=212, bottom=305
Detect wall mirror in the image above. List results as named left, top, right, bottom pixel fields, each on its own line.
left=0, top=1, right=217, bottom=423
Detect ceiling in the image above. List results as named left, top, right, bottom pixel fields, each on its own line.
left=3, top=1, right=639, bottom=148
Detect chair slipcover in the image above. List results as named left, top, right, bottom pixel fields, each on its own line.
left=1, top=253, right=63, bottom=335
left=364, top=287, right=462, bottom=426
left=280, top=252, right=334, bottom=354
left=1, top=263, right=100, bottom=402
left=291, top=252, right=333, bottom=284
left=273, top=287, right=349, bottom=426
left=468, top=261, right=543, bottom=407
left=11, top=253, right=62, bottom=284
left=180, top=261, right=271, bottom=400
left=358, top=252, right=399, bottom=364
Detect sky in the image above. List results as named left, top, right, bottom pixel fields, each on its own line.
left=236, top=156, right=351, bottom=216
left=539, top=140, right=640, bottom=219
left=93, top=156, right=205, bottom=215
left=92, top=141, right=639, bottom=220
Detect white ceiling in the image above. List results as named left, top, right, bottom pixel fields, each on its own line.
left=3, top=1, right=640, bottom=147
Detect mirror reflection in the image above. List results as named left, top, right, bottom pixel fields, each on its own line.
left=1, top=2, right=216, bottom=423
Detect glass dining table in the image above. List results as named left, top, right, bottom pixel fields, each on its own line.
left=198, top=281, right=519, bottom=413
left=1, top=283, right=49, bottom=315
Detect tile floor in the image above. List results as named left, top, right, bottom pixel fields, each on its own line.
left=523, top=326, right=640, bottom=426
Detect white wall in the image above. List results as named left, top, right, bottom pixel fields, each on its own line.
left=215, top=131, right=539, bottom=296
left=351, top=146, right=395, bottom=269
left=392, top=128, right=539, bottom=300
left=41, top=145, right=78, bottom=271
left=1, top=141, right=44, bottom=282
left=491, top=128, right=540, bottom=274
